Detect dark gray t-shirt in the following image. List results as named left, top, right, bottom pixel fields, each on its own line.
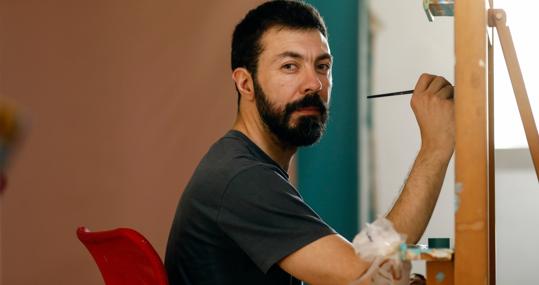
left=165, top=130, right=335, bottom=285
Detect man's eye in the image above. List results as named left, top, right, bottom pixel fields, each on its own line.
left=282, top=63, right=298, bottom=71
left=317, top=64, right=331, bottom=72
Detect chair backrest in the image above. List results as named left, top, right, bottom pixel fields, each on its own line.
left=77, top=226, right=169, bottom=285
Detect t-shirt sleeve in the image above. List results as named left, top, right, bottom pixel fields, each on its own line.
left=217, top=165, right=336, bottom=273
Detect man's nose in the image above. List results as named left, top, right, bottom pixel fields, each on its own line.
left=301, top=67, right=323, bottom=95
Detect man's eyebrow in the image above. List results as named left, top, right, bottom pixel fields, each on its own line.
left=274, top=51, right=303, bottom=61
left=316, top=53, right=333, bottom=62
left=273, top=51, right=333, bottom=62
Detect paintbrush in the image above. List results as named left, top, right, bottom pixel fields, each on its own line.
left=367, top=89, right=414, bottom=99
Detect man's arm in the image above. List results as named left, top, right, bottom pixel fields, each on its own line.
left=279, top=234, right=372, bottom=285
left=386, top=73, right=455, bottom=243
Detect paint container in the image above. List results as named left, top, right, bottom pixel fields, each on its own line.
left=423, top=0, right=455, bottom=22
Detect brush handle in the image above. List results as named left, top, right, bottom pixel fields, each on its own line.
left=368, top=89, right=414, bottom=99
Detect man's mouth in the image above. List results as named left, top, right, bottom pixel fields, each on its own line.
left=294, top=107, right=320, bottom=115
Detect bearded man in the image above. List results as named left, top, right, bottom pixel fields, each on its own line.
left=165, top=1, right=454, bottom=284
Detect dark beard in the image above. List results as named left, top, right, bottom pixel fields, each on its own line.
left=253, top=78, right=328, bottom=147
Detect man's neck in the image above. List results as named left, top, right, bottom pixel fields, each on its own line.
left=232, top=115, right=296, bottom=172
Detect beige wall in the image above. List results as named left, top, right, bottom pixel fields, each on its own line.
left=0, top=1, right=262, bottom=284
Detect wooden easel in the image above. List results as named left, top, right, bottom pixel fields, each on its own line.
left=423, top=1, right=539, bottom=284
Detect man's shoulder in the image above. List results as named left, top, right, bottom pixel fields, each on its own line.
left=202, top=134, right=265, bottom=173
left=200, top=131, right=282, bottom=177
left=185, top=132, right=282, bottom=197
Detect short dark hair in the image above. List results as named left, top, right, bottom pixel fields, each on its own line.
left=231, top=1, right=327, bottom=102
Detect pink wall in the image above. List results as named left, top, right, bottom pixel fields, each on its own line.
left=0, top=1, right=262, bottom=284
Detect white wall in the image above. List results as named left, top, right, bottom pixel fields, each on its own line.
left=495, top=149, right=538, bottom=284
left=369, top=0, right=455, bottom=275
left=368, top=0, right=539, bottom=282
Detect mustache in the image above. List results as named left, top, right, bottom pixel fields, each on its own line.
left=284, top=93, right=327, bottom=115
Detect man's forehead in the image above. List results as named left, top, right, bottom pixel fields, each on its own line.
left=259, top=27, right=330, bottom=58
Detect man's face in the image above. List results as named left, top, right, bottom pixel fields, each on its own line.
left=254, top=27, right=332, bottom=147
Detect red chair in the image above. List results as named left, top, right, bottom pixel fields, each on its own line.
left=77, top=226, right=169, bottom=285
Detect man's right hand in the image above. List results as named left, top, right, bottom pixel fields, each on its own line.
left=410, top=73, right=455, bottom=159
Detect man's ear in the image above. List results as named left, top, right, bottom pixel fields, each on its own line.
left=232, top=68, right=255, bottom=102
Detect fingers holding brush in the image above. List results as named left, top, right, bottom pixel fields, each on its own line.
left=411, top=74, right=455, bottom=157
